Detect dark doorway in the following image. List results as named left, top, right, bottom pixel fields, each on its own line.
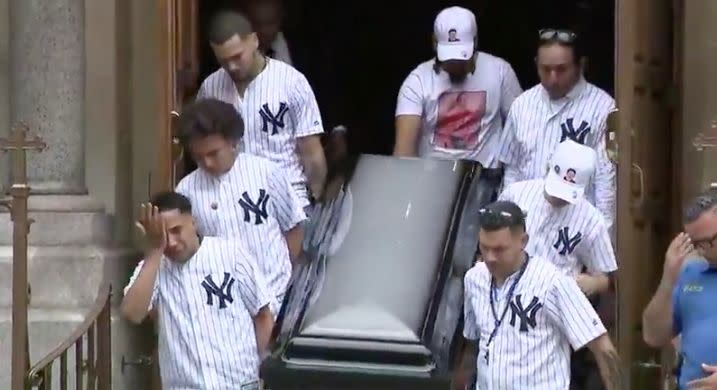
left=197, top=0, right=614, bottom=157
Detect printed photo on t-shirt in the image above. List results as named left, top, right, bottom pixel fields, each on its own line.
left=433, top=90, right=487, bottom=151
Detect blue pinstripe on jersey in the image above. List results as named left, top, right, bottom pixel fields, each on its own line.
left=197, top=59, right=324, bottom=206
left=498, top=179, right=617, bottom=276
left=497, top=79, right=616, bottom=229
left=463, top=256, right=606, bottom=389
left=124, top=237, right=271, bottom=388
left=176, top=153, right=307, bottom=316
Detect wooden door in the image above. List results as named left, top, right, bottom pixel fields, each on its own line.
left=156, top=0, right=199, bottom=194
left=151, top=1, right=200, bottom=388
left=614, top=0, right=678, bottom=388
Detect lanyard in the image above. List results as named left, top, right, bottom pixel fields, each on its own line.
left=484, top=256, right=529, bottom=364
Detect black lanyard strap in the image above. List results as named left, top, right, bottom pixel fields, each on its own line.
left=484, top=256, right=529, bottom=363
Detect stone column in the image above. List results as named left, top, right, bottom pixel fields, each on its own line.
left=9, top=0, right=85, bottom=194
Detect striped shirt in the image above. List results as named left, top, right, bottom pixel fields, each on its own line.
left=498, top=179, right=617, bottom=276
left=497, top=78, right=616, bottom=229
left=123, top=237, right=271, bottom=389
left=396, top=52, right=522, bottom=168
left=463, top=255, right=606, bottom=390
left=197, top=59, right=324, bottom=206
left=176, top=153, right=307, bottom=315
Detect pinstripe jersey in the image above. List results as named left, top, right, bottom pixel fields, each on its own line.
left=197, top=58, right=324, bottom=206
left=176, top=153, right=307, bottom=315
left=396, top=52, right=522, bottom=168
left=498, top=179, right=617, bottom=276
left=463, top=255, right=606, bottom=390
left=123, top=237, right=272, bottom=389
left=497, top=78, right=616, bottom=229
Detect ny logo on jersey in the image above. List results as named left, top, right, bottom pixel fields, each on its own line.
left=509, top=294, right=543, bottom=332
left=201, top=272, right=235, bottom=309
left=559, top=118, right=591, bottom=144
left=553, top=226, right=583, bottom=255
left=238, top=189, right=270, bottom=225
left=259, top=102, right=289, bottom=135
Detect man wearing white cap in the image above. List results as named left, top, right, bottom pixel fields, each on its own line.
left=498, top=139, right=617, bottom=294
left=498, top=139, right=617, bottom=390
left=394, top=6, right=522, bottom=204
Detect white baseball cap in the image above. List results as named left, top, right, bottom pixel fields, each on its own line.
left=544, top=140, right=597, bottom=204
left=434, top=6, right=477, bottom=61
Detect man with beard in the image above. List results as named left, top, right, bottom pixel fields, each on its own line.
left=197, top=10, right=327, bottom=211
left=394, top=6, right=522, bottom=201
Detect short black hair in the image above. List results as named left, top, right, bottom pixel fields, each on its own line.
left=208, top=10, right=254, bottom=45
left=684, top=187, right=717, bottom=223
left=478, top=201, right=526, bottom=233
left=178, top=98, right=244, bottom=148
left=150, top=191, right=192, bottom=214
left=536, top=29, right=586, bottom=64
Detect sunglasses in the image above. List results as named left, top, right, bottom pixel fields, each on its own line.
left=538, top=29, right=578, bottom=43
left=478, top=207, right=524, bottom=226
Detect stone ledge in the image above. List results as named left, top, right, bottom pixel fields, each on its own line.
left=0, top=210, right=113, bottom=245
left=0, top=246, right=136, bottom=308
left=0, top=194, right=106, bottom=212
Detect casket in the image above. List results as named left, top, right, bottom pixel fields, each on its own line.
left=261, top=154, right=487, bottom=389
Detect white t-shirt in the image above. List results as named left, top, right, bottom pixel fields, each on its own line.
left=395, top=52, right=522, bottom=167
left=267, top=32, right=292, bottom=65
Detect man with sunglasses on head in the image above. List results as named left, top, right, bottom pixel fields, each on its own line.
left=643, top=187, right=717, bottom=389
left=498, top=29, right=616, bottom=232
left=458, top=200, right=620, bottom=390
left=394, top=6, right=522, bottom=203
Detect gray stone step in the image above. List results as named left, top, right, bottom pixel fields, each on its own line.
left=0, top=195, right=113, bottom=246
left=0, top=246, right=135, bottom=309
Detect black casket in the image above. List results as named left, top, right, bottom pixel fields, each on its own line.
left=261, top=154, right=487, bottom=389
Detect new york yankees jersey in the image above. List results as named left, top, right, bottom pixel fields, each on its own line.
left=463, top=256, right=606, bottom=390
left=498, top=179, right=617, bottom=276
left=176, top=153, right=307, bottom=315
left=197, top=59, right=324, bottom=206
left=123, top=237, right=272, bottom=389
left=396, top=52, right=522, bottom=168
left=497, top=78, right=616, bottom=229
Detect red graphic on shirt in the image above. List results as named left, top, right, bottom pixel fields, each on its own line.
left=433, top=91, right=487, bottom=151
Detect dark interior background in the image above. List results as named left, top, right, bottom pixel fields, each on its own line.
left=198, top=0, right=614, bottom=156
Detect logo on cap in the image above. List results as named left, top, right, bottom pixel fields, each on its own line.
left=554, top=165, right=561, bottom=174
left=563, top=168, right=577, bottom=183
left=448, top=29, right=459, bottom=42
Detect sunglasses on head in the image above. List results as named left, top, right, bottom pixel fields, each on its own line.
left=478, top=208, right=519, bottom=225
left=538, top=29, right=577, bottom=43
